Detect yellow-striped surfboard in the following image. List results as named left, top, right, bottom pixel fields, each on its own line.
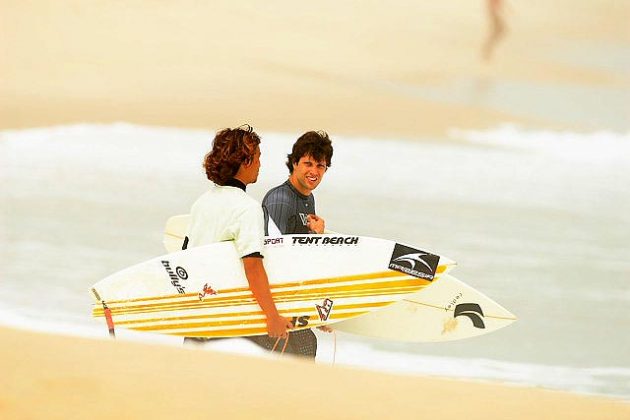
left=91, top=234, right=455, bottom=338
left=159, top=215, right=516, bottom=342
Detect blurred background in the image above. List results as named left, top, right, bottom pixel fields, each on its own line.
left=1, top=0, right=629, bottom=399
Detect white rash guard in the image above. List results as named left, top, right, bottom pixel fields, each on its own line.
left=187, top=183, right=264, bottom=258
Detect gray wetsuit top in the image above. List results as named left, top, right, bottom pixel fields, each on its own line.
left=262, top=180, right=315, bottom=235
left=255, top=179, right=319, bottom=358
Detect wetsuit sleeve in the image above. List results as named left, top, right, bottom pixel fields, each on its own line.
left=262, top=206, right=282, bottom=236
left=263, top=186, right=297, bottom=235
left=263, top=201, right=293, bottom=234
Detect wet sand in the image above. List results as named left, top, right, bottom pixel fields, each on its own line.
left=2, top=327, right=629, bottom=419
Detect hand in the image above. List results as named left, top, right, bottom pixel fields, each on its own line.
left=317, top=325, right=333, bottom=333
left=306, top=214, right=325, bottom=234
left=266, top=314, right=293, bottom=339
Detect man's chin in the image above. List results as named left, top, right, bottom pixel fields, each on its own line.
left=304, top=179, right=320, bottom=189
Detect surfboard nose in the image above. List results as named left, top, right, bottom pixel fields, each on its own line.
left=437, top=255, right=457, bottom=277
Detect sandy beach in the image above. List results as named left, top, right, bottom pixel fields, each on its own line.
left=2, top=326, right=628, bottom=419
left=1, top=1, right=627, bottom=137
left=2, top=1, right=629, bottom=418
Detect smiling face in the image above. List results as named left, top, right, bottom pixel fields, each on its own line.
left=289, top=154, right=327, bottom=196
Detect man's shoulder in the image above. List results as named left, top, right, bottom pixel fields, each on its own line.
left=195, top=186, right=260, bottom=210
left=233, top=189, right=262, bottom=210
left=263, top=181, right=294, bottom=206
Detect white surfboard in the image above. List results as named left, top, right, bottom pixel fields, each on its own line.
left=160, top=215, right=516, bottom=341
left=91, top=234, right=455, bottom=338
left=333, top=273, right=516, bottom=342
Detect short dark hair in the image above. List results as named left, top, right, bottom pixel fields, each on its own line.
left=203, top=125, right=260, bottom=185
left=286, top=131, right=333, bottom=174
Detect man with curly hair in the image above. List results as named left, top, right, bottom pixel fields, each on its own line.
left=185, top=125, right=292, bottom=342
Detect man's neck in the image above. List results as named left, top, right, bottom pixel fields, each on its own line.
left=225, top=178, right=247, bottom=192
left=233, top=175, right=249, bottom=186
left=287, top=177, right=311, bottom=197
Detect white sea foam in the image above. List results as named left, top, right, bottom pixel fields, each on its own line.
left=450, top=124, right=630, bottom=164
left=1, top=123, right=629, bottom=399
left=325, top=337, right=630, bottom=400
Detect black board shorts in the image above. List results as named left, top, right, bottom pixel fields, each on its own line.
left=246, top=329, right=318, bottom=359
left=183, top=329, right=318, bottom=359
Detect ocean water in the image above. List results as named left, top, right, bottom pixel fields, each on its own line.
left=1, top=123, right=629, bottom=400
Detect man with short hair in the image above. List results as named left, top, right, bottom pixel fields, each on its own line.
left=247, top=130, right=334, bottom=358
left=263, top=130, right=333, bottom=236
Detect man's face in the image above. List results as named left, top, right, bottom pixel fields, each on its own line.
left=290, top=154, right=327, bottom=195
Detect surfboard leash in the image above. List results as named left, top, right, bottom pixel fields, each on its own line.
left=92, top=288, right=116, bottom=339
left=102, top=301, right=116, bottom=339
left=271, top=335, right=290, bottom=354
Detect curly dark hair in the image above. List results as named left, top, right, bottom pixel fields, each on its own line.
left=286, top=131, right=333, bottom=173
left=203, top=125, right=261, bottom=185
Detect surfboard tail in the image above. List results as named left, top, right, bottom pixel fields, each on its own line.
left=334, top=274, right=516, bottom=342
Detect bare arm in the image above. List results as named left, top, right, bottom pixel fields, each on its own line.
left=242, top=257, right=292, bottom=338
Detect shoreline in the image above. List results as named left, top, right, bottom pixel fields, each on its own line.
left=2, top=310, right=629, bottom=402
left=2, top=325, right=629, bottom=419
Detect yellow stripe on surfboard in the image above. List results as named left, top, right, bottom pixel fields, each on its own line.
left=135, top=311, right=366, bottom=337
left=93, top=284, right=426, bottom=320
left=98, top=287, right=425, bottom=326
left=93, top=275, right=429, bottom=317
left=93, top=266, right=448, bottom=306
left=114, top=300, right=392, bottom=327
left=94, top=277, right=424, bottom=314
left=92, top=271, right=426, bottom=312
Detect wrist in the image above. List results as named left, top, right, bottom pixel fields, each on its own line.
left=266, top=311, right=281, bottom=320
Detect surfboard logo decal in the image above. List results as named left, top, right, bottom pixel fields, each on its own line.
left=389, top=244, right=439, bottom=280
left=264, top=237, right=284, bottom=246
left=292, top=236, right=359, bottom=246
left=161, top=260, right=188, bottom=294
left=316, top=298, right=334, bottom=321
left=393, top=254, right=433, bottom=271
left=454, top=303, right=486, bottom=329
left=291, top=315, right=310, bottom=327
left=176, top=266, right=188, bottom=280
left=198, top=283, right=218, bottom=301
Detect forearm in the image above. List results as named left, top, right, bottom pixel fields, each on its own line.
left=242, top=257, right=280, bottom=319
